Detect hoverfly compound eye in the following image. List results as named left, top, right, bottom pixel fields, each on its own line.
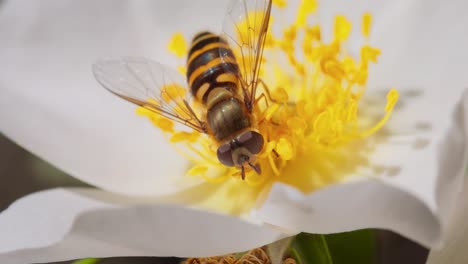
left=217, top=143, right=235, bottom=166
left=238, top=131, right=264, bottom=154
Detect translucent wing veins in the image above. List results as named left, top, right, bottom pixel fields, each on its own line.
left=221, top=0, right=272, bottom=112
left=93, top=57, right=207, bottom=133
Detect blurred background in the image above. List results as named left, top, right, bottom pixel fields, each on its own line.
left=0, top=133, right=429, bottom=263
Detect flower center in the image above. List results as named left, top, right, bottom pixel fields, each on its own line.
left=138, top=0, right=398, bottom=214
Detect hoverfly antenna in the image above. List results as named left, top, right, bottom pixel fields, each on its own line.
left=248, top=162, right=261, bottom=174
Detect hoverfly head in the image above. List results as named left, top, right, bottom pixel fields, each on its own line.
left=216, top=130, right=264, bottom=179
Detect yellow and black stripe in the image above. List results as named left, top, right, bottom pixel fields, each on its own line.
left=186, top=31, right=239, bottom=104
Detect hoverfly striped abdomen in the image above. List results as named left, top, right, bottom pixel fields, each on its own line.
left=186, top=31, right=240, bottom=105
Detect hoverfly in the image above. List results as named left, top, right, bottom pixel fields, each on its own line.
left=93, top=0, right=272, bottom=180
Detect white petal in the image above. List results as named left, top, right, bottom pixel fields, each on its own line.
left=0, top=188, right=287, bottom=263
left=0, top=0, right=227, bottom=196
left=370, top=0, right=468, bottom=89
left=426, top=175, right=468, bottom=263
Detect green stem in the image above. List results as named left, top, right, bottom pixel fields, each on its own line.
left=320, top=234, right=333, bottom=264
left=291, top=233, right=333, bottom=264
left=71, top=258, right=100, bottom=264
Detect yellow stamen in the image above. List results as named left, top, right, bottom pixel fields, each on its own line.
left=167, top=33, right=187, bottom=58
left=273, top=0, right=287, bottom=8
left=361, top=45, right=381, bottom=64
left=359, top=89, right=399, bottom=138
left=136, top=107, right=174, bottom=133
left=177, top=65, right=187, bottom=75
left=170, top=131, right=199, bottom=143
left=362, top=12, right=372, bottom=38
left=334, top=15, right=352, bottom=41
left=188, top=165, right=208, bottom=177
left=296, top=0, right=318, bottom=27
left=276, top=138, right=294, bottom=160
left=271, top=87, right=289, bottom=103
left=161, top=84, right=186, bottom=103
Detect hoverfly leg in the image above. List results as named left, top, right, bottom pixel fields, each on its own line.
left=239, top=78, right=254, bottom=112
left=255, top=93, right=270, bottom=109
left=255, top=79, right=274, bottom=124
left=255, top=79, right=277, bottom=123
left=241, top=165, right=246, bottom=180
left=272, top=149, right=280, bottom=158
left=256, top=78, right=275, bottom=103
left=248, top=162, right=262, bottom=174
left=183, top=99, right=207, bottom=133
left=257, top=78, right=296, bottom=106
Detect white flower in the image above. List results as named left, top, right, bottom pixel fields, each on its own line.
left=0, top=0, right=467, bottom=263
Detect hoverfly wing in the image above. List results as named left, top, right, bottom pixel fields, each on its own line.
left=220, top=0, right=272, bottom=111
left=93, top=57, right=206, bottom=133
